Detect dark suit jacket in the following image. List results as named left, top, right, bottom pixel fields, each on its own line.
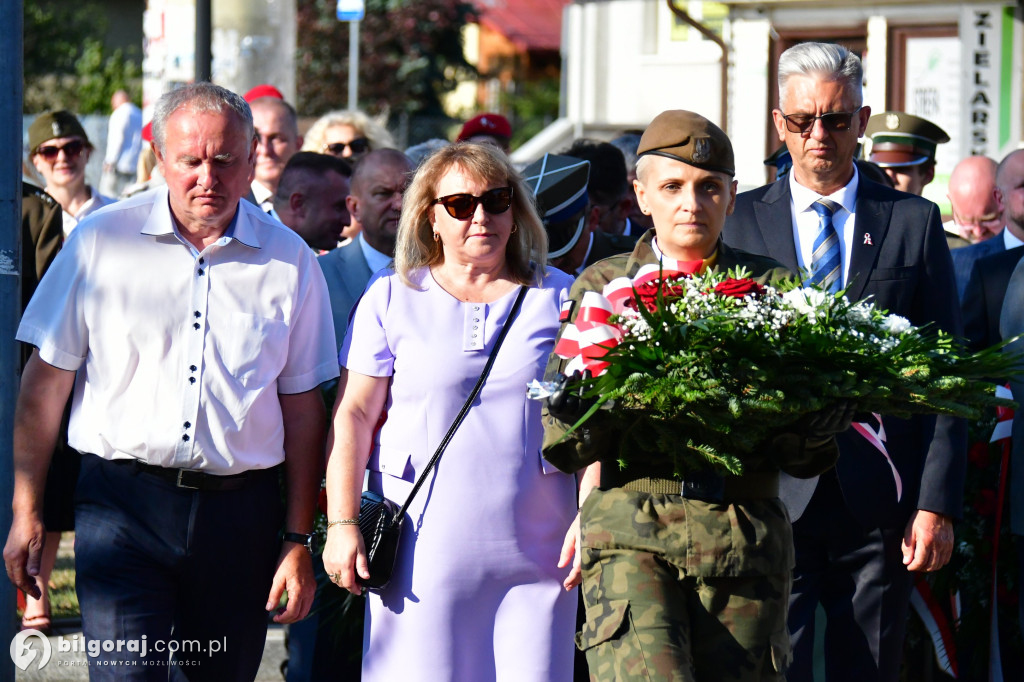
left=951, top=233, right=1005, bottom=301
left=999, top=258, right=1024, bottom=534
left=962, top=245, right=1024, bottom=351
left=723, top=177, right=966, bottom=529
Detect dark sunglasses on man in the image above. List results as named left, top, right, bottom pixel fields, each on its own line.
left=323, top=138, right=370, bottom=156
left=433, top=187, right=514, bottom=220
left=780, top=107, right=863, bottom=134
left=36, top=139, right=87, bottom=161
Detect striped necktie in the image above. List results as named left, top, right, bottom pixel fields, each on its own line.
left=808, top=198, right=841, bottom=293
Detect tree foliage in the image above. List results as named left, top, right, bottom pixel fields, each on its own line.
left=24, top=2, right=142, bottom=114
left=296, top=0, right=477, bottom=119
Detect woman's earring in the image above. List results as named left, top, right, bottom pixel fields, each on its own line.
left=511, top=224, right=518, bottom=235
left=433, top=232, right=440, bottom=242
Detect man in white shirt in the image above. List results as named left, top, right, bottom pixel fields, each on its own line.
left=5, top=83, right=338, bottom=677
left=251, top=97, right=303, bottom=212
left=100, top=90, right=143, bottom=198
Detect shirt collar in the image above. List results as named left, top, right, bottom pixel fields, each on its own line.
left=357, top=233, right=393, bottom=273
left=141, top=187, right=252, bottom=248
left=1004, top=227, right=1024, bottom=250
left=251, top=180, right=273, bottom=206
left=789, top=164, right=860, bottom=216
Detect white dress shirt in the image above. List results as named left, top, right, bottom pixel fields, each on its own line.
left=788, top=166, right=860, bottom=286
left=18, top=187, right=339, bottom=474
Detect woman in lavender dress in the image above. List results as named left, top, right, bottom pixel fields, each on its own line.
left=322, top=143, right=579, bottom=681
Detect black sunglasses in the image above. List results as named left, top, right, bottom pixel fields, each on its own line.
left=433, top=187, right=514, bottom=220
left=36, top=139, right=86, bottom=161
left=781, top=107, right=863, bottom=134
left=323, top=138, right=369, bottom=156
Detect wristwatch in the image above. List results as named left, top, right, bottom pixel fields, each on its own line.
left=283, top=531, right=316, bottom=554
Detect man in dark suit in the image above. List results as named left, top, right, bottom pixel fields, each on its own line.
left=961, top=149, right=1024, bottom=350
left=948, top=155, right=1010, bottom=299
left=722, top=42, right=966, bottom=682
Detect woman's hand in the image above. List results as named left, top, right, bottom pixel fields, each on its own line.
left=322, top=524, right=370, bottom=595
left=557, top=512, right=583, bottom=590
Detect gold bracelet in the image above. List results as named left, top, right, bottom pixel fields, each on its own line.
left=327, top=519, right=359, bottom=529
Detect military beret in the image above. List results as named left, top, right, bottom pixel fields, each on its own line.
left=457, top=113, right=512, bottom=143
left=865, top=112, right=949, bottom=168
left=243, top=84, right=284, bottom=103
left=637, top=110, right=734, bottom=176
left=29, top=111, right=91, bottom=155
left=524, top=154, right=591, bottom=259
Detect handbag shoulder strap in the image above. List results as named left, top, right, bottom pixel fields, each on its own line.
left=394, top=285, right=528, bottom=521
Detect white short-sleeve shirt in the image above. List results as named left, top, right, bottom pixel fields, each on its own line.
left=18, top=187, right=339, bottom=474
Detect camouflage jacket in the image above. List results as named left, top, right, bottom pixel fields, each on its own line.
left=542, top=230, right=839, bottom=485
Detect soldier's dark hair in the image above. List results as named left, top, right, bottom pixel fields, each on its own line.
left=562, top=139, right=628, bottom=208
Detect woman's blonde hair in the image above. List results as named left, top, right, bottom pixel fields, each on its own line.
left=395, top=142, right=548, bottom=287
left=301, top=109, right=396, bottom=153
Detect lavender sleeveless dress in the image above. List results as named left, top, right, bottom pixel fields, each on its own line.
left=340, top=266, right=578, bottom=682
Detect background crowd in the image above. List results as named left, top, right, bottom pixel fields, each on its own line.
left=12, top=37, right=1024, bottom=682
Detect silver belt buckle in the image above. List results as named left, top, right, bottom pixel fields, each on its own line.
left=175, top=469, right=201, bottom=490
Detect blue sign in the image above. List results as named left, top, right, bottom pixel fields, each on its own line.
left=337, top=0, right=365, bottom=21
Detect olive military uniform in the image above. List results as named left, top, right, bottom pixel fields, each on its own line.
left=543, top=232, right=839, bottom=681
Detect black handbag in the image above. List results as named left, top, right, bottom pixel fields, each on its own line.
left=357, top=285, right=528, bottom=591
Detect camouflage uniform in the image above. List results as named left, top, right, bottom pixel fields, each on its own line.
left=544, top=231, right=839, bottom=681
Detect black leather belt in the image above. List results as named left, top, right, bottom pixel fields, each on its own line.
left=118, top=459, right=253, bottom=491
left=614, top=471, right=780, bottom=502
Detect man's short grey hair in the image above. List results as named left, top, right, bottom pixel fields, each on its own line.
left=152, top=82, right=254, bottom=151
left=778, top=42, right=863, bottom=110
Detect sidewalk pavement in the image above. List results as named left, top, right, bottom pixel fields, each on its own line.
left=14, top=623, right=288, bottom=681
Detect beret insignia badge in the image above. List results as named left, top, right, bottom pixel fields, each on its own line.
left=691, top=138, right=710, bottom=163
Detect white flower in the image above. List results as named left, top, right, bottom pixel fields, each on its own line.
left=883, top=314, right=912, bottom=334
left=782, top=288, right=828, bottom=315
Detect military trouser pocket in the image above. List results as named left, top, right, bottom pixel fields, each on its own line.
left=576, top=599, right=652, bottom=681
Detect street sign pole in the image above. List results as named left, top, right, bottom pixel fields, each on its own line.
left=337, top=0, right=365, bottom=110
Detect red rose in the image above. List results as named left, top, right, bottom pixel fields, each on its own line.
left=635, top=279, right=687, bottom=310
left=714, top=278, right=765, bottom=299
left=968, top=441, right=991, bottom=469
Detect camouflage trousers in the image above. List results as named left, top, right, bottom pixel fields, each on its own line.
left=576, top=488, right=791, bottom=682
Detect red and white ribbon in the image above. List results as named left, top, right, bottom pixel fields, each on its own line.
left=851, top=413, right=903, bottom=502
left=555, top=260, right=701, bottom=375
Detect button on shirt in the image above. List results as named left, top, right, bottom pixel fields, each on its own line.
left=788, top=167, right=860, bottom=288
left=17, top=187, right=339, bottom=474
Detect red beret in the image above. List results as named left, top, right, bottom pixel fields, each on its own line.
left=457, top=113, right=511, bottom=142
left=243, top=84, right=284, bottom=103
